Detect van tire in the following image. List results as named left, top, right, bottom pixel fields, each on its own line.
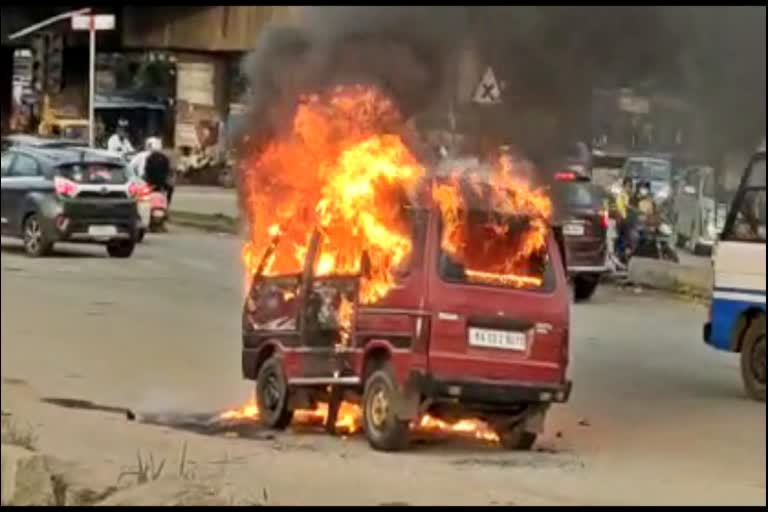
left=573, top=274, right=600, bottom=302
left=740, top=317, right=766, bottom=403
left=256, top=357, right=294, bottom=429
left=498, top=424, right=537, bottom=451
left=363, top=364, right=409, bottom=452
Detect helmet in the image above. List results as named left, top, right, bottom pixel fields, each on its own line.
left=145, top=137, right=163, bottom=152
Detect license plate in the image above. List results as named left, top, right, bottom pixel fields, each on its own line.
left=151, top=210, right=166, bottom=219
left=563, top=223, right=585, bottom=236
left=88, top=225, right=117, bottom=237
left=468, top=328, right=528, bottom=351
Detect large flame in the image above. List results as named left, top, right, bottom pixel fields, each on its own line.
left=431, top=156, right=552, bottom=288
left=241, top=85, right=425, bottom=304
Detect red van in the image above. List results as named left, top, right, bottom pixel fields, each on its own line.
left=241, top=181, right=572, bottom=452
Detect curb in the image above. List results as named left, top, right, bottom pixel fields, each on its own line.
left=627, top=257, right=712, bottom=300
left=168, top=211, right=241, bottom=235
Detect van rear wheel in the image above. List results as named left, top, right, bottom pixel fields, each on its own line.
left=256, top=357, right=294, bottom=429
left=498, top=424, right=538, bottom=451
left=741, top=317, right=766, bottom=403
left=363, top=364, right=409, bottom=452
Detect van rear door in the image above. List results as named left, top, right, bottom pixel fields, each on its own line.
left=425, top=215, right=570, bottom=386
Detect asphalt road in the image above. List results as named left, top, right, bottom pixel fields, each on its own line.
left=1, top=231, right=765, bottom=505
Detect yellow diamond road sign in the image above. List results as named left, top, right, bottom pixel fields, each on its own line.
left=473, top=67, right=502, bottom=105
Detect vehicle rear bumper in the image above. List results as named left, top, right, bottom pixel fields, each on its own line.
left=413, top=373, right=572, bottom=405
left=41, top=214, right=138, bottom=244
left=568, top=264, right=610, bottom=274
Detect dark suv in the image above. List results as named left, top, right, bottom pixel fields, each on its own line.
left=1, top=146, right=140, bottom=258
left=551, top=173, right=610, bottom=301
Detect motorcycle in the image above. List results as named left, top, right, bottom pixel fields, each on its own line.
left=129, top=180, right=168, bottom=242
left=632, top=219, right=680, bottom=263
left=148, top=188, right=169, bottom=233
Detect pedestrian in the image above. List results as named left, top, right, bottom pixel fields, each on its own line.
left=107, top=119, right=135, bottom=158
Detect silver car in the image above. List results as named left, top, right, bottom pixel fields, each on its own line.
left=672, top=166, right=729, bottom=255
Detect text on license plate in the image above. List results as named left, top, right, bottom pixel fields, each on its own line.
left=88, top=225, right=117, bottom=237
left=468, top=328, right=528, bottom=351
left=563, top=223, right=585, bottom=236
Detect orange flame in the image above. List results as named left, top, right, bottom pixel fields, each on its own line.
left=240, top=85, right=425, bottom=304
left=431, top=155, right=552, bottom=288
left=219, top=398, right=499, bottom=443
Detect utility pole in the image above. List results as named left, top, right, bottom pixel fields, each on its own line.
left=72, top=13, right=115, bottom=148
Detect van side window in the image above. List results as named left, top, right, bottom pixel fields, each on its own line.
left=10, top=154, right=40, bottom=178
left=393, top=208, right=428, bottom=279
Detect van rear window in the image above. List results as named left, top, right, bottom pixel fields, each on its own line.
left=57, top=163, right=128, bottom=185
left=437, top=213, right=555, bottom=292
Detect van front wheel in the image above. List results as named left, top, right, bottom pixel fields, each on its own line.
left=256, top=357, right=294, bottom=429
left=363, top=364, right=409, bottom=452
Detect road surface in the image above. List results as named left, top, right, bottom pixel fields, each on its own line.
left=1, top=231, right=765, bottom=506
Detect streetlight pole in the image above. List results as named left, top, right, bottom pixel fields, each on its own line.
left=88, top=20, right=96, bottom=148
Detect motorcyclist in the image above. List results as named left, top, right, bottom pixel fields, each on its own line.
left=614, top=178, right=635, bottom=263
left=129, top=137, right=172, bottom=200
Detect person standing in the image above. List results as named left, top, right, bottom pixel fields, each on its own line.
left=107, top=119, right=135, bottom=158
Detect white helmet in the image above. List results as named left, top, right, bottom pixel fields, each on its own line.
left=145, top=137, right=163, bottom=152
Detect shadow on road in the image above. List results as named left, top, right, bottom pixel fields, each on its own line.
left=1, top=240, right=104, bottom=259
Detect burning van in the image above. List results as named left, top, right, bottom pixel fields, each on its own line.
left=237, top=85, right=571, bottom=451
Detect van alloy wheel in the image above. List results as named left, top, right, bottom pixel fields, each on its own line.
left=369, top=388, right=390, bottom=429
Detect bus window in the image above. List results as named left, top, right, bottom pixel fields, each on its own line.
left=727, top=158, right=766, bottom=242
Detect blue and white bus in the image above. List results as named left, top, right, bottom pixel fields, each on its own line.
left=704, top=145, right=765, bottom=402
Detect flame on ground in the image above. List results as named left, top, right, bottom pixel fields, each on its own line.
left=240, top=85, right=425, bottom=304
left=219, top=398, right=499, bottom=443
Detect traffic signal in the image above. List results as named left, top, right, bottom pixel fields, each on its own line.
left=45, top=33, right=64, bottom=94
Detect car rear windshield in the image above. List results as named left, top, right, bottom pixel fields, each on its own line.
left=438, top=212, right=555, bottom=292
left=553, top=181, right=602, bottom=210
left=56, top=163, right=128, bottom=185
left=626, top=159, right=671, bottom=182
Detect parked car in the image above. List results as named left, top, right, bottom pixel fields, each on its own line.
left=551, top=172, right=610, bottom=301
left=672, top=165, right=729, bottom=255
left=1, top=146, right=140, bottom=258
left=242, top=180, right=572, bottom=452
left=2, top=134, right=85, bottom=151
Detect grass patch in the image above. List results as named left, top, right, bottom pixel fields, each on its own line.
left=1, top=415, right=38, bottom=451
left=118, top=442, right=195, bottom=486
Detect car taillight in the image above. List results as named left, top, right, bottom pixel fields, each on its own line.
left=600, top=209, right=610, bottom=230
left=54, top=177, right=77, bottom=198
left=555, top=171, right=577, bottom=181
